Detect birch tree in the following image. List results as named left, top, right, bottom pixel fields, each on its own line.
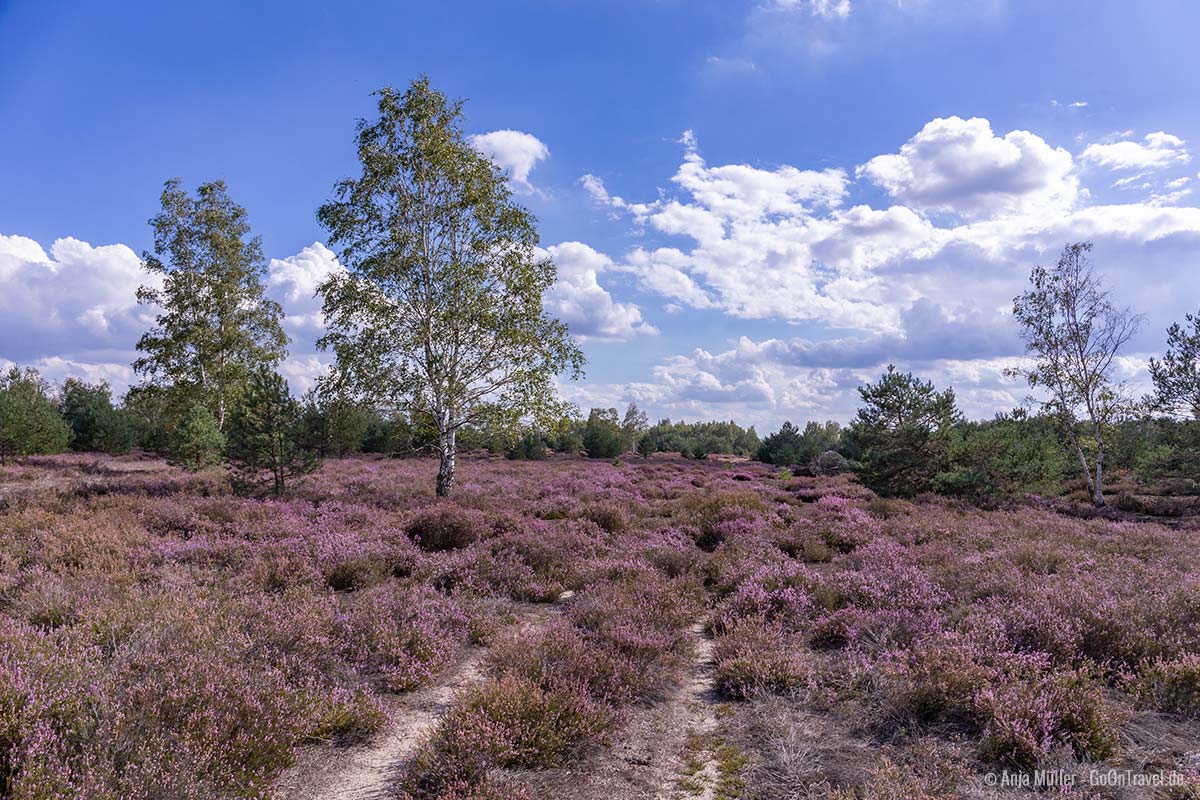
left=134, top=179, right=288, bottom=429
left=1010, top=243, right=1141, bottom=507
left=316, top=78, right=584, bottom=496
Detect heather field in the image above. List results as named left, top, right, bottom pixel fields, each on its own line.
left=1, top=454, right=1199, bottom=800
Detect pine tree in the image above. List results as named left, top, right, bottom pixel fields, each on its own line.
left=225, top=367, right=321, bottom=497
left=170, top=404, right=225, bottom=470
left=0, top=367, right=71, bottom=463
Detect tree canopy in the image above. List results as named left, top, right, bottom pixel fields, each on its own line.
left=316, top=77, right=584, bottom=495
left=846, top=366, right=960, bottom=497
left=1010, top=242, right=1140, bottom=507
left=134, top=178, right=288, bottom=430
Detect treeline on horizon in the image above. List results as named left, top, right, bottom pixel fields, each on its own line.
left=2, top=79, right=1199, bottom=508
left=3, top=346, right=1199, bottom=509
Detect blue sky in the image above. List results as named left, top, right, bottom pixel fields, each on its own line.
left=3, top=0, right=1199, bottom=429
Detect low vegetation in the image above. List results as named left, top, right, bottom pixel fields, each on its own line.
left=0, top=454, right=1198, bottom=798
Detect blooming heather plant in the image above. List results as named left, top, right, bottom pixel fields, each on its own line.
left=1, top=452, right=1198, bottom=798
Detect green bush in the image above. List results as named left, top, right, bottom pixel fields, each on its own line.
left=170, top=404, right=225, bottom=470
left=582, top=408, right=624, bottom=459
left=0, top=366, right=71, bottom=463
left=60, top=378, right=136, bottom=454
left=506, top=430, right=547, bottom=460
left=1135, top=655, right=1200, bottom=717
left=225, top=367, right=322, bottom=497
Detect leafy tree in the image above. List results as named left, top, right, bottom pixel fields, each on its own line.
left=1149, top=310, right=1200, bottom=419
left=60, top=379, right=136, bottom=454
left=121, top=384, right=175, bottom=453
left=546, top=406, right=584, bottom=454
left=0, top=367, right=71, bottom=463
left=316, top=78, right=584, bottom=496
left=506, top=429, right=548, bottom=460
left=636, top=433, right=657, bottom=459
left=758, top=420, right=844, bottom=468
left=640, top=418, right=759, bottom=459
left=170, top=404, right=225, bottom=471
left=582, top=408, right=624, bottom=459
left=134, top=178, right=288, bottom=430
left=846, top=366, right=960, bottom=497
left=620, top=403, right=649, bottom=452
left=1010, top=243, right=1141, bottom=507
left=225, top=368, right=322, bottom=497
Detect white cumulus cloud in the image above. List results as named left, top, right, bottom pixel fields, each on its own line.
left=1080, top=131, right=1190, bottom=171
left=542, top=242, right=657, bottom=343
left=470, top=129, right=550, bottom=191
left=857, top=116, right=1078, bottom=216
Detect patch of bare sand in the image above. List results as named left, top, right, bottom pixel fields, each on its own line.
left=276, top=600, right=562, bottom=800
left=520, top=621, right=721, bottom=800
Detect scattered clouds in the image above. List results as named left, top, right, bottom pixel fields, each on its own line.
left=541, top=242, right=657, bottom=342
left=5, top=112, right=1199, bottom=429
left=469, top=129, right=550, bottom=191
left=266, top=242, right=344, bottom=333
left=856, top=116, right=1078, bottom=216
left=771, top=0, right=852, bottom=19
left=570, top=116, right=1200, bottom=424
left=1050, top=99, right=1088, bottom=108
left=1081, top=131, right=1190, bottom=171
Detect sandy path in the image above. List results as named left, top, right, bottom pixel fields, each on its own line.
left=523, top=621, right=722, bottom=800
left=276, top=602, right=560, bottom=800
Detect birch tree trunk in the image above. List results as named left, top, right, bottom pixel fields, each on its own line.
left=436, top=425, right=456, bottom=497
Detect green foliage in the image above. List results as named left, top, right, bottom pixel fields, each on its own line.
left=225, top=368, right=322, bottom=497
left=133, top=178, right=288, bottom=430
left=120, top=384, right=177, bottom=453
left=506, top=430, right=548, bottom=460
left=582, top=408, right=624, bottom=459
left=641, top=418, right=759, bottom=459
left=846, top=366, right=960, bottom=498
left=1149, top=310, right=1200, bottom=419
left=316, top=77, right=584, bottom=496
left=170, top=403, right=225, bottom=471
left=636, top=433, right=657, bottom=460
left=1010, top=242, right=1140, bottom=506
left=60, top=378, right=136, bottom=454
left=933, top=411, right=1071, bottom=503
left=0, top=366, right=71, bottom=463
left=755, top=420, right=842, bottom=468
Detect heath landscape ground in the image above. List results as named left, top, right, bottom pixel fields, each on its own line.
left=1, top=453, right=1198, bottom=800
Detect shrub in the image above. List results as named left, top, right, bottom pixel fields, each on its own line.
left=978, top=665, right=1120, bottom=767
left=170, top=404, right=225, bottom=470
left=407, top=505, right=488, bottom=551
left=879, top=634, right=992, bottom=726
left=0, top=366, right=71, bottom=463
left=335, top=585, right=470, bottom=691
left=491, top=621, right=643, bottom=706
left=814, top=449, right=849, bottom=475
left=714, top=618, right=811, bottom=699
left=1135, top=654, right=1200, bottom=717
left=506, top=431, right=547, bottom=460
left=582, top=500, right=628, bottom=534
left=404, top=673, right=611, bottom=794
